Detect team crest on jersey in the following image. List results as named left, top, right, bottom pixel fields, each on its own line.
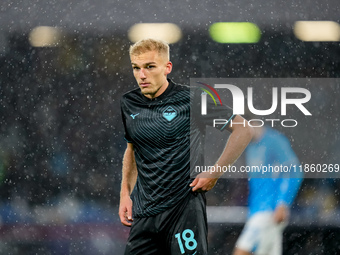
left=163, top=106, right=177, bottom=121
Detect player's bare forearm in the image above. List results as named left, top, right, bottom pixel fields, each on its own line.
left=119, top=143, right=137, bottom=226
left=120, top=143, right=137, bottom=197
left=213, top=115, right=254, bottom=178
left=190, top=115, right=253, bottom=192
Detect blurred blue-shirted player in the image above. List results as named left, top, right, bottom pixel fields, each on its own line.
left=233, top=125, right=303, bottom=255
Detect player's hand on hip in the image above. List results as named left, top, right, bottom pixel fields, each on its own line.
left=190, top=173, right=218, bottom=192
left=119, top=196, right=134, bottom=227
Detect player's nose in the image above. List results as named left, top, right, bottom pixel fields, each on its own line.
left=139, top=68, right=147, bottom=79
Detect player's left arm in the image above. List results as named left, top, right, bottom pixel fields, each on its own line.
left=274, top=178, right=303, bottom=223
left=274, top=136, right=304, bottom=223
left=190, top=115, right=254, bottom=192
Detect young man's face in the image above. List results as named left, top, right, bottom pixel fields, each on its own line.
left=131, top=50, right=172, bottom=99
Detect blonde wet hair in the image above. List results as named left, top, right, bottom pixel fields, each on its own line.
left=129, top=38, right=170, bottom=61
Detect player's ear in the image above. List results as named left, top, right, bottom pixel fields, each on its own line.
left=165, top=61, right=172, bottom=75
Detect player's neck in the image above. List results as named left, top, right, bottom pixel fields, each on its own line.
left=145, top=80, right=169, bottom=99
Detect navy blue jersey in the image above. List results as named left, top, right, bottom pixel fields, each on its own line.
left=121, top=79, right=234, bottom=218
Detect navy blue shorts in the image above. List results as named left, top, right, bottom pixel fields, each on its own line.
left=124, top=192, right=208, bottom=255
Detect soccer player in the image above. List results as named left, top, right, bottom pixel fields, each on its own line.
left=119, top=38, right=253, bottom=255
left=233, top=125, right=303, bottom=255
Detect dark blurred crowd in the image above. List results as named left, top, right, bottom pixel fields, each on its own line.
left=0, top=31, right=339, bottom=225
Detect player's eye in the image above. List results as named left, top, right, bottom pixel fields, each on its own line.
left=146, top=65, right=155, bottom=69
left=132, top=66, right=140, bottom=70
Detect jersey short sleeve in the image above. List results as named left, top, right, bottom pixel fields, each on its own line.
left=120, top=100, right=133, bottom=143
left=191, top=88, right=235, bottom=132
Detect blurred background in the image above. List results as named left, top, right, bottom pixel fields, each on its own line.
left=0, top=0, right=340, bottom=254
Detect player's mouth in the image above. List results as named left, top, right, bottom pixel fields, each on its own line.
left=140, top=82, right=150, bottom=88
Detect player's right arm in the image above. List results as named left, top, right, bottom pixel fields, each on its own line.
left=119, top=143, right=137, bottom=227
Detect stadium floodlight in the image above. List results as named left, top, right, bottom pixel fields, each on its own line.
left=29, top=26, right=62, bottom=47
left=209, top=22, right=261, bottom=43
left=128, top=23, right=182, bottom=44
left=294, top=21, right=340, bottom=42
